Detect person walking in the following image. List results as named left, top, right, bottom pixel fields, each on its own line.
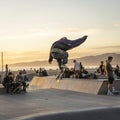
left=73, top=60, right=80, bottom=78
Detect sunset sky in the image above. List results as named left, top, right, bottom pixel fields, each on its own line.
left=0, top=0, right=120, bottom=64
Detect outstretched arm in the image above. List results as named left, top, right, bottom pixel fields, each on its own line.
left=48, top=47, right=53, bottom=64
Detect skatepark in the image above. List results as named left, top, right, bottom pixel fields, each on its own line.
left=0, top=76, right=120, bottom=120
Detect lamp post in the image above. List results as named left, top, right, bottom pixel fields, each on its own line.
left=1, top=52, right=3, bottom=81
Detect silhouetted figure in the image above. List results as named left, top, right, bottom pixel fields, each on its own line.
left=48, top=36, right=88, bottom=72
left=73, top=60, right=80, bottom=78
left=42, top=69, right=48, bottom=76
left=3, top=72, right=14, bottom=93
left=63, top=68, right=71, bottom=78
left=5, top=64, right=9, bottom=76
left=99, top=61, right=105, bottom=75
left=114, top=65, right=120, bottom=77
left=106, top=56, right=117, bottom=95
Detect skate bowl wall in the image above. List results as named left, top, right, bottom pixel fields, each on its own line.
left=19, top=107, right=120, bottom=120
left=30, top=76, right=120, bottom=95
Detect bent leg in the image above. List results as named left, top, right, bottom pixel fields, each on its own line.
left=52, top=51, right=68, bottom=71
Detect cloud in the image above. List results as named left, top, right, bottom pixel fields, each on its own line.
left=0, top=26, right=99, bottom=41
left=3, top=50, right=49, bottom=64
left=93, top=45, right=120, bottom=49
left=62, top=27, right=98, bottom=35
left=0, top=27, right=56, bottom=41
left=113, top=23, right=120, bottom=27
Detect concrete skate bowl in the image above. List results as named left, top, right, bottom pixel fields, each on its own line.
left=21, top=107, right=120, bottom=120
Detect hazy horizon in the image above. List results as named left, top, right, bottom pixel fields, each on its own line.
left=8, top=52, right=120, bottom=65
left=0, top=0, right=120, bottom=64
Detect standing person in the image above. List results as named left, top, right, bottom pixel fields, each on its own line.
left=73, top=60, right=80, bottom=78
left=79, top=62, right=84, bottom=73
left=15, top=71, right=27, bottom=92
left=104, top=60, right=108, bottom=76
left=48, top=36, right=88, bottom=79
left=106, top=56, right=117, bottom=95
left=5, top=64, right=9, bottom=77
left=4, top=72, right=14, bottom=93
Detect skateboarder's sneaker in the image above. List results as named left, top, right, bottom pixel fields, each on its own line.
left=107, top=90, right=114, bottom=96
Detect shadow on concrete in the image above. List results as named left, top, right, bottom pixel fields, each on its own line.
left=98, top=80, right=120, bottom=95
left=21, top=107, right=120, bottom=120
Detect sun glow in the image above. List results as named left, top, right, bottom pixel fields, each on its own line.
left=0, top=0, right=119, bottom=64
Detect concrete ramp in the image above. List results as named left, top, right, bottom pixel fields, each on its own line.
left=30, top=76, right=120, bottom=95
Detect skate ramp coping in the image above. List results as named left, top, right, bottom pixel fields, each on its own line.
left=15, top=107, right=120, bottom=120
left=30, top=76, right=120, bottom=95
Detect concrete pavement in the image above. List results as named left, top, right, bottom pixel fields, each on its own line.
left=0, top=84, right=120, bottom=120
left=1, top=76, right=120, bottom=120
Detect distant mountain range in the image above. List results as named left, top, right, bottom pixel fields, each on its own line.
left=68, top=53, right=120, bottom=66
left=10, top=53, right=120, bottom=67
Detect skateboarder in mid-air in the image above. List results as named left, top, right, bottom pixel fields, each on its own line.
left=48, top=35, right=88, bottom=80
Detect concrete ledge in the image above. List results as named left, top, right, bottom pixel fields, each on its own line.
left=30, top=76, right=120, bottom=95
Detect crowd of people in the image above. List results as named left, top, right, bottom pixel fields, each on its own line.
left=60, top=60, right=97, bottom=79
left=35, top=68, right=48, bottom=77
left=97, top=61, right=120, bottom=78
left=1, top=57, right=119, bottom=96
left=61, top=56, right=120, bottom=95
left=2, top=66, right=29, bottom=94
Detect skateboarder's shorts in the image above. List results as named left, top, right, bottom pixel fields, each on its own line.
left=108, top=77, right=114, bottom=84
